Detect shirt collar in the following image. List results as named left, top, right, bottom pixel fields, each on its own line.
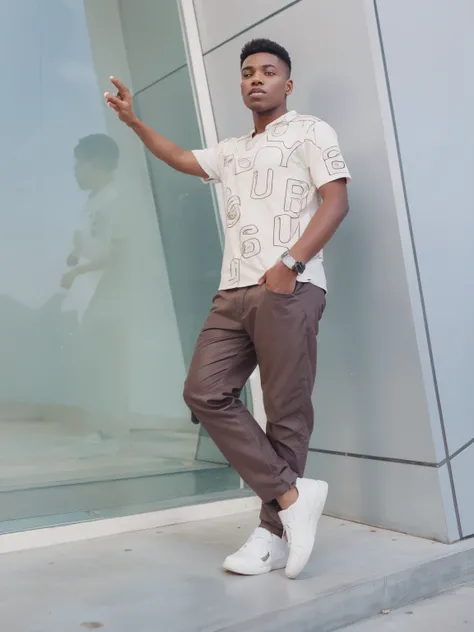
left=249, top=110, right=298, bottom=136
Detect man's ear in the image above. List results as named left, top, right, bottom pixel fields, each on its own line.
left=286, top=79, right=294, bottom=96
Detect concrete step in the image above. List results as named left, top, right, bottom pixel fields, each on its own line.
left=340, top=581, right=474, bottom=631
left=1, top=510, right=474, bottom=632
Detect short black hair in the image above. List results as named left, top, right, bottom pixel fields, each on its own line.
left=240, top=38, right=292, bottom=75
left=74, top=134, right=120, bottom=171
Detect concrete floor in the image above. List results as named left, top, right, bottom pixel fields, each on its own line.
left=344, top=582, right=474, bottom=631
left=1, top=510, right=474, bottom=632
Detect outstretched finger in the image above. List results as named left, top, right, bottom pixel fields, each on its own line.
left=110, top=76, right=129, bottom=95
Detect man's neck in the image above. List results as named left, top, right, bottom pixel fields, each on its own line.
left=252, top=105, right=288, bottom=135
left=89, top=176, right=114, bottom=197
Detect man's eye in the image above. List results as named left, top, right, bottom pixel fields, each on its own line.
left=265, top=71, right=275, bottom=76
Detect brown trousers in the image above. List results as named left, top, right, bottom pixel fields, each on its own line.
left=183, top=282, right=326, bottom=537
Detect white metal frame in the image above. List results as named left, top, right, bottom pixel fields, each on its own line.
left=178, top=0, right=225, bottom=227
left=178, top=0, right=267, bottom=439
left=0, top=496, right=260, bottom=554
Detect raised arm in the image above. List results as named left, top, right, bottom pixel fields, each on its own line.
left=105, top=77, right=208, bottom=178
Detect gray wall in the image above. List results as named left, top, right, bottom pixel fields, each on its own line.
left=194, top=0, right=468, bottom=541
left=375, top=0, right=474, bottom=539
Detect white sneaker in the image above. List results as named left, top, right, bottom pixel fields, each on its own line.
left=223, top=527, right=289, bottom=576
left=279, top=478, right=328, bottom=579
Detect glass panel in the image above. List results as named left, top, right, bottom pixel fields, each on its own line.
left=0, top=0, right=241, bottom=533
left=134, top=67, right=223, bottom=369
left=118, top=0, right=187, bottom=93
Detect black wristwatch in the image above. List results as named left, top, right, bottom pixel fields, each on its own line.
left=280, top=251, right=306, bottom=275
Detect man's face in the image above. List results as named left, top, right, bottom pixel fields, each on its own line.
left=74, top=159, right=96, bottom=191
left=240, top=52, right=292, bottom=113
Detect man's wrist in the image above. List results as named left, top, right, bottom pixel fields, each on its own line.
left=127, top=115, right=141, bottom=130
left=288, top=247, right=308, bottom=265
left=277, top=260, right=297, bottom=276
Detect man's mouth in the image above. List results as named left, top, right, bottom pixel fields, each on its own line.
left=249, top=88, right=266, bottom=96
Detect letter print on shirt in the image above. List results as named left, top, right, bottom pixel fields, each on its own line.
left=235, top=130, right=302, bottom=176
left=226, top=188, right=241, bottom=228
left=273, top=214, right=300, bottom=247
left=239, top=126, right=304, bottom=204
left=284, top=179, right=311, bottom=217
left=251, top=168, right=274, bottom=200
left=270, top=121, right=290, bottom=137
left=323, top=146, right=347, bottom=176
left=228, top=257, right=240, bottom=286
left=266, top=125, right=303, bottom=165
left=240, top=225, right=261, bottom=259
left=273, top=176, right=308, bottom=247
left=302, top=118, right=347, bottom=177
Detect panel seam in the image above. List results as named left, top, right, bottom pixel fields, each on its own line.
left=203, top=0, right=304, bottom=55
left=308, top=448, right=445, bottom=468
left=133, top=64, right=188, bottom=98
left=310, top=433, right=474, bottom=468
left=449, top=437, right=474, bottom=462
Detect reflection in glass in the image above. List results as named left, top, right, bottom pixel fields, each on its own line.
left=0, top=0, right=240, bottom=531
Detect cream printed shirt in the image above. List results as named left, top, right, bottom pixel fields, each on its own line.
left=193, top=111, right=351, bottom=292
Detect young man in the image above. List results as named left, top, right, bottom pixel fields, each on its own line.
left=105, top=38, right=350, bottom=579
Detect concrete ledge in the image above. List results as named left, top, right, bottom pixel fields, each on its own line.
left=1, top=510, right=474, bottom=632
left=236, top=546, right=474, bottom=632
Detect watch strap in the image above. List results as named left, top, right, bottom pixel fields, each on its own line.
left=280, top=251, right=306, bottom=275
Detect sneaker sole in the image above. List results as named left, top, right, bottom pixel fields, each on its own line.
left=223, top=556, right=288, bottom=576
left=223, top=562, right=273, bottom=576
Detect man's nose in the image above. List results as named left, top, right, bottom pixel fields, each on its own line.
left=251, top=74, right=264, bottom=85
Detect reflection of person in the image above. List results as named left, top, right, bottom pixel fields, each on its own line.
left=106, top=38, right=350, bottom=579
left=61, top=133, right=128, bottom=445
left=61, top=134, right=122, bottom=322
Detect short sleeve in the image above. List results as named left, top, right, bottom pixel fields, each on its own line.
left=304, top=120, right=351, bottom=190
left=192, top=146, right=222, bottom=183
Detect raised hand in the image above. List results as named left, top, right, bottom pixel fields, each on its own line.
left=104, top=76, right=137, bottom=126
left=103, top=78, right=207, bottom=178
